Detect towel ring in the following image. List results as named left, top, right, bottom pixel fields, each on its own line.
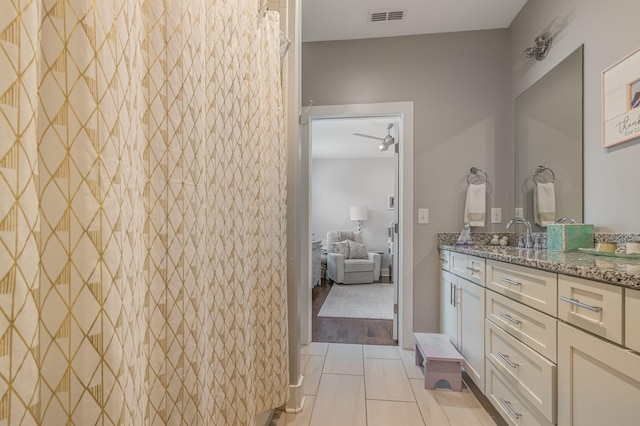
left=533, top=165, right=555, bottom=183
left=467, top=167, right=488, bottom=184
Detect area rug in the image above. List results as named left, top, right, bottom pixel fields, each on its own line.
left=318, top=283, right=394, bottom=320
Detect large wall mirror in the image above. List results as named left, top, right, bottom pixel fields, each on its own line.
left=515, top=45, right=584, bottom=231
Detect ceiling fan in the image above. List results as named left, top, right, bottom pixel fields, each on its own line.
left=353, top=123, right=395, bottom=151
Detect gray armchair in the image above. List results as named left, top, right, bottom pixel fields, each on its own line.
left=326, top=230, right=381, bottom=284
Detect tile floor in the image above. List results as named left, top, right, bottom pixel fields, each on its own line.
left=270, top=342, right=498, bottom=426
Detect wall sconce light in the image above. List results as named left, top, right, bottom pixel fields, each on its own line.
left=523, top=17, right=565, bottom=61
left=350, top=206, right=368, bottom=232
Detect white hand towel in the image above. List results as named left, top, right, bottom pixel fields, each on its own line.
left=534, top=182, right=556, bottom=226
left=464, top=183, right=486, bottom=227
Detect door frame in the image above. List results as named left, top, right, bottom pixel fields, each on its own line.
left=300, top=101, right=414, bottom=349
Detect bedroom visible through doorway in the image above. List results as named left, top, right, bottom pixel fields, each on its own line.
left=310, top=115, right=399, bottom=345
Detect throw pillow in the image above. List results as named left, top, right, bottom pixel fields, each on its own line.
left=347, top=240, right=368, bottom=259
left=332, top=240, right=350, bottom=257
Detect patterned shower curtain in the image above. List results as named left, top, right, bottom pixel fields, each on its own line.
left=0, top=0, right=288, bottom=424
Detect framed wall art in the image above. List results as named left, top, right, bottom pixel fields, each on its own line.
left=602, top=46, right=640, bottom=147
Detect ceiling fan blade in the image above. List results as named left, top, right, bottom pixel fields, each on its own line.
left=353, top=132, right=384, bottom=141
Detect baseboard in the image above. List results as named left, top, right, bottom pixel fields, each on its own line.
left=285, top=374, right=306, bottom=414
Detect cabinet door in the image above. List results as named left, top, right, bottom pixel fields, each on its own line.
left=440, top=271, right=458, bottom=348
left=458, top=278, right=485, bottom=393
left=558, top=323, right=640, bottom=426
left=626, top=289, right=640, bottom=352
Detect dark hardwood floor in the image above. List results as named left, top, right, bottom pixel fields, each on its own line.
left=312, top=277, right=397, bottom=346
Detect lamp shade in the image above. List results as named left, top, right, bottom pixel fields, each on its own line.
left=350, top=206, right=368, bottom=221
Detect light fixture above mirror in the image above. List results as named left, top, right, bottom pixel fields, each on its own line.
left=523, top=17, right=565, bottom=61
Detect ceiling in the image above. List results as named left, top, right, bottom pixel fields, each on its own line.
left=305, top=1, right=528, bottom=159
left=311, top=116, right=400, bottom=160
left=302, top=0, right=527, bottom=42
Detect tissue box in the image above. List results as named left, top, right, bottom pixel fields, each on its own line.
left=546, top=224, right=594, bottom=252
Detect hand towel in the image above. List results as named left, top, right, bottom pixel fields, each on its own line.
left=464, top=183, right=486, bottom=227
left=534, top=182, right=556, bottom=226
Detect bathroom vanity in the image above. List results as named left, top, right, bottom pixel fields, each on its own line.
left=438, top=242, right=640, bottom=426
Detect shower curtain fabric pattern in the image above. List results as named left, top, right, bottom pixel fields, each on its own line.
left=0, top=0, right=288, bottom=424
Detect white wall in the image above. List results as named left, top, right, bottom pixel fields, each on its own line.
left=312, top=158, right=394, bottom=273
left=509, top=0, right=640, bottom=232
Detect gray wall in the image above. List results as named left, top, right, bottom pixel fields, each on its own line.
left=312, top=158, right=394, bottom=272
left=509, top=0, right=640, bottom=232
left=303, top=30, right=511, bottom=332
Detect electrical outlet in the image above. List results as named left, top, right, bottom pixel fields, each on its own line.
left=515, top=207, right=524, bottom=219
left=418, top=208, right=429, bottom=224
left=491, top=208, right=502, bottom=224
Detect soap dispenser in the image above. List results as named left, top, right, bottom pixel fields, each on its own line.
left=456, top=221, right=474, bottom=246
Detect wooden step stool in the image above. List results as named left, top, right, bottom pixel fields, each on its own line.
left=414, top=333, right=464, bottom=391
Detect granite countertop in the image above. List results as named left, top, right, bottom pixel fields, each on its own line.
left=439, top=244, right=640, bottom=289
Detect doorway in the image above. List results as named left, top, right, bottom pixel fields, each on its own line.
left=310, top=115, right=399, bottom=345
left=299, top=102, right=415, bottom=349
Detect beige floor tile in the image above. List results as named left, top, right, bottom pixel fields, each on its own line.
left=432, top=387, right=495, bottom=426
left=363, top=344, right=400, bottom=359
left=270, top=396, right=316, bottom=426
left=366, top=400, right=425, bottom=426
left=400, top=348, right=425, bottom=379
left=323, top=343, right=364, bottom=375
left=301, top=342, right=328, bottom=356
left=301, top=355, right=324, bottom=395
left=410, top=379, right=452, bottom=425
left=364, top=358, right=415, bottom=402
left=310, top=374, right=366, bottom=426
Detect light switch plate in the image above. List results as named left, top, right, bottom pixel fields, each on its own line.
left=418, top=208, right=429, bottom=224
left=491, top=208, right=502, bottom=224
left=515, top=207, right=524, bottom=219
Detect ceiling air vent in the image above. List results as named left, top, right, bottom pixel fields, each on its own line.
left=369, top=9, right=406, bottom=24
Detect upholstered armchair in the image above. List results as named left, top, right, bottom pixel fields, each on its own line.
left=326, top=230, right=381, bottom=284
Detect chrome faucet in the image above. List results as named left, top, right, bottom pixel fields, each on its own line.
left=556, top=217, right=576, bottom=224
left=506, top=218, right=532, bottom=248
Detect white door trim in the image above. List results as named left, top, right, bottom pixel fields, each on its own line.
left=300, top=101, right=414, bottom=349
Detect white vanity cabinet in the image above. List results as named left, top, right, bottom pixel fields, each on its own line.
left=440, top=246, right=640, bottom=426
left=558, top=322, right=640, bottom=426
left=439, top=250, right=486, bottom=392
left=484, top=260, right=558, bottom=425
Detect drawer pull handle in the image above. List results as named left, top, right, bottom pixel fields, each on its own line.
left=560, top=296, right=601, bottom=313
left=450, top=283, right=454, bottom=306
left=500, top=277, right=522, bottom=286
left=466, top=266, right=481, bottom=273
left=497, top=352, right=519, bottom=368
left=499, top=313, right=521, bottom=325
left=499, top=397, right=522, bottom=420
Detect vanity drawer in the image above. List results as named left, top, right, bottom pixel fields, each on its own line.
left=466, top=255, right=485, bottom=286
left=485, top=360, right=554, bottom=426
left=439, top=249, right=450, bottom=272
left=626, top=289, right=640, bottom=352
left=486, top=260, right=557, bottom=316
left=449, top=251, right=468, bottom=277
left=485, top=320, right=556, bottom=424
left=486, top=290, right=557, bottom=362
left=449, top=252, right=485, bottom=285
left=558, top=275, right=623, bottom=345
